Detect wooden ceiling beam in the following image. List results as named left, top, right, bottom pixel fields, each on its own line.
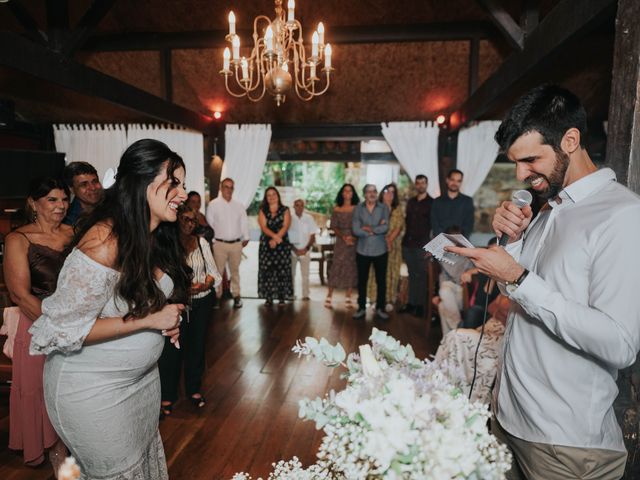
left=271, top=124, right=383, bottom=141
left=6, top=0, right=48, bottom=45
left=0, top=32, right=214, bottom=134
left=451, top=0, right=616, bottom=130
left=476, top=0, right=524, bottom=50
left=61, top=0, right=119, bottom=56
left=80, top=22, right=499, bottom=52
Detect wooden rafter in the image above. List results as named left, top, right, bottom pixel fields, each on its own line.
left=451, top=0, right=616, bottom=129
left=0, top=32, right=214, bottom=133
left=81, top=22, right=499, bottom=51
left=476, top=0, right=524, bottom=50
left=61, top=0, right=119, bottom=56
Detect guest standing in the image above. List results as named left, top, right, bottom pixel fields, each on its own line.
left=205, top=178, right=249, bottom=308
left=159, top=205, right=221, bottom=415
left=352, top=184, right=390, bottom=321
left=257, top=187, right=293, bottom=305
left=288, top=199, right=319, bottom=300
left=186, top=191, right=214, bottom=243
left=62, top=162, right=103, bottom=226
left=400, top=174, right=433, bottom=317
left=3, top=177, right=73, bottom=474
left=29, top=139, right=190, bottom=479
left=431, top=169, right=475, bottom=238
left=325, top=184, right=359, bottom=309
left=367, top=183, right=404, bottom=311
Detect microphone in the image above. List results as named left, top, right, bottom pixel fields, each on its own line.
left=498, top=190, right=533, bottom=246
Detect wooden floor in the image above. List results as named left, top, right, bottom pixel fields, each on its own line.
left=0, top=298, right=441, bottom=479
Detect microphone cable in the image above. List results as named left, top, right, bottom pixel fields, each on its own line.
left=468, top=275, right=492, bottom=401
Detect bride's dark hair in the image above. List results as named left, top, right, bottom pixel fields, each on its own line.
left=72, top=139, right=191, bottom=318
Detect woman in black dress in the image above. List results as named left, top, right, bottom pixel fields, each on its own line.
left=257, top=187, right=292, bottom=305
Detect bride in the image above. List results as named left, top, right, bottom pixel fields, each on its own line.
left=29, top=139, right=191, bottom=479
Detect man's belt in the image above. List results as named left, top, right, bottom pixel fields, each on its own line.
left=215, top=238, right=242, bottom=243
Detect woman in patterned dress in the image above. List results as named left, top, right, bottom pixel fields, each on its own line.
left=257, top=187, right=293, bottom=304
left=367, top=183, right=404, bottom=311
left=325, top=184, right=360, bottom=309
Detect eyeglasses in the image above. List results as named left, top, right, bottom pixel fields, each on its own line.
left=365, top=189, right=377, bottom=194
left=180, top=217, right=197, bottom=224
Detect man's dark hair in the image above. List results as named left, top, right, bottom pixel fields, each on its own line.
left=415, top=174, right=428, bottom=183
left=63, top=161, right=98, bottom=188
left=447, top=169, right=463, bottom=178
left=495, top=84, right=588, bottom=154
left=187, top=191, right=200, bottom=200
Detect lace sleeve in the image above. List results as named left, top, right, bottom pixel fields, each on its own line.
left=29, top=249, right=119, bottom=355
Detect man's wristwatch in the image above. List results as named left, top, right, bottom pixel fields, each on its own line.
left=505, top=268, right=529, bottom=295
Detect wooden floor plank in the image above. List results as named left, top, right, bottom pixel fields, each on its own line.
left=0, top=298, right=440, bottom=479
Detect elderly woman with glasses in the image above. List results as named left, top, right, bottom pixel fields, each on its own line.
left=159, top=204, right=221, bottom=416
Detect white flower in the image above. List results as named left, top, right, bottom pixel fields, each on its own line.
left=359, top=344, right=382, bottom=377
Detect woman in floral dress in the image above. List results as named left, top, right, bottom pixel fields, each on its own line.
left=258, top=187, right=293, bottom=304
left=325, top=184, right=360, bottom=308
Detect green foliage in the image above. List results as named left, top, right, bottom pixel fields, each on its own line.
left=248, top=162, right=347, bottom=215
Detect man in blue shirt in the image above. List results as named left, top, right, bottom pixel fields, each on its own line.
left=431, top=169, right=475, bottom=238
left=352, top=184, right=390, bottom=320
left=63, top=162, right=103, bottom=226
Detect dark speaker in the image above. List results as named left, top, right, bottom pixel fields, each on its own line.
left=0, top=100, right=15, bottom=130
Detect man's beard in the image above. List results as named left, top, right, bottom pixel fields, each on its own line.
left=529, top=150, right=569, bottom=199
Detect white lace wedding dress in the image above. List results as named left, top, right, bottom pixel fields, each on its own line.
left=30, top=248, right=171, bottom=479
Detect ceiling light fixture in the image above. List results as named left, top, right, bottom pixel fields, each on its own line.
left=220, top=0, right=333, bottom=106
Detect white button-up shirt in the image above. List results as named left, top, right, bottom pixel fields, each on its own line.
left=205, top=196, right=249, bottom=242
left=288, top=212, right=319, bottom=250
left=495, top=168, right=640, bottom=452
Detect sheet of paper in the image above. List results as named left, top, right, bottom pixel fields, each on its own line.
left=423, top=233, right=475, bottom=281
left=423, top=233, right=474, bottom=265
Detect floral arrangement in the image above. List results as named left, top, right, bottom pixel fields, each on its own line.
left=233, top=329, right=511, bottom=479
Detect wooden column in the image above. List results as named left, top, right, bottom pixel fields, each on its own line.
left=607, top=1, right=640, bottom=478
left=605, top=0, right=640, bottom=190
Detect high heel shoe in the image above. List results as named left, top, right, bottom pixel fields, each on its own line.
left=160, top=401, right=173, bottom=419
left=190, top=394, right=206, bottom=408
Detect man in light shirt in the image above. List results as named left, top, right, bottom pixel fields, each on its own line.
left=288, top=199, right=319, bottom=300
left=447, top=85, right=640, bottom=479
left=205, top=178, right=249, bottom=308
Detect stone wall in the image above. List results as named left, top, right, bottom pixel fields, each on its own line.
left=472, top=163, right=525, bottom=233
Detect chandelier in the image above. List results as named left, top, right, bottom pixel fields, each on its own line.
left=220, top=0, right=333, bottom=106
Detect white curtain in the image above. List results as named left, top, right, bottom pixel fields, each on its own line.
left=53, top=124, right=128, bottom=181
left=381, top=121, right=440, bottom=198
left=126, top=124, right=206, bottom=211
left=456, top=121, right=502, bottom=196
left=222, top=124, right=272, bottom=208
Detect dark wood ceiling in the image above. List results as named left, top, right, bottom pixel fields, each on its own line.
left=0, top=0, right=615, bottom=130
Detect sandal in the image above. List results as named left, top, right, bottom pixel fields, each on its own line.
left=190, top=394, right=206, bottom=408
left=160, top=401, right=173, bottom=419
left=324, top=296, right=332, bottom=309
left=345, top=296, right=354, bottom=309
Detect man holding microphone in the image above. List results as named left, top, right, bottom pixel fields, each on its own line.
left=447, top=85, right=640, bottom=479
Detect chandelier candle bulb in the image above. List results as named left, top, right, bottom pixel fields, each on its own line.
left=287, top=0, right=295, bottom=22
left=311, top=31, right=319, bottom=58
left=265, top=26, right=274, bottom=52
left=228, top=11, right=236, bottom=36
left=232, top=35, right=240, bottom=60
left=310, top=62, right=316, bottom=80
left=324, top=43, right=332, bottom=68
left=318, top=22, right=325, bottom=45
left=223, top=47, right=231, bottom=71
left=241, top=57, right=249, bottom=80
